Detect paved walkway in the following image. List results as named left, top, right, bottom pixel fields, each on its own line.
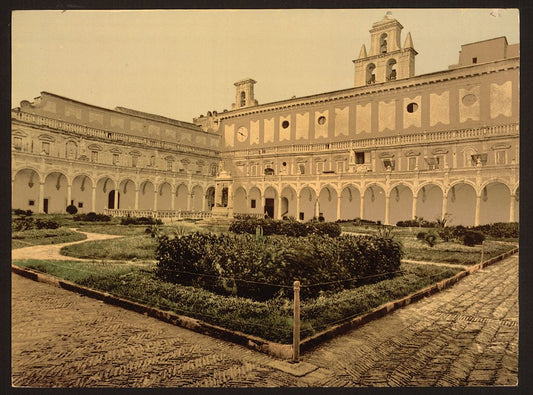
left=11, top=251, right=518, bottom=387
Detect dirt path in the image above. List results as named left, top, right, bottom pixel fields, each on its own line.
left=11, top=229, right=124, bottom=262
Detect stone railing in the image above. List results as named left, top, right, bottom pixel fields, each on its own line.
left=12, top=110, right=219, bottom=157
left=225, top=123, right=519, bottom=158
left=104, top=209, right=212, bottom=220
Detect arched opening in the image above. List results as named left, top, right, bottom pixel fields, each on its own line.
left=479, top=182, right=510, bottom=225
left=416, top=184, right=443, bottom=223
left=191, top=185, right=204, bottom=211
left=108, top=190, right=120, bottom=209
left=72, top=175, right=93, bottom=213
left=175, top=184, right=189, bottom=210
left=280, top=186, right=297, bottom=219
left=240, top=91, right=246, bottom=107
left=446, top=183, right=476, bottom=226
left=389, top=184, right=413, bottom=225
left=205, top=186, right=215, bottom=211
left=318, top=186, right=338, bottom=222
left=158, top=182, right=173, bottom=211
left=13, top=169, right=41, bottom=212
left=298, top=186, right=317, bottom=221
left=339, top=185, right=361, bottom=220
left=363, top=185, right=386, bottom=223
left=264, top=186, right=278, bottom=218
left=221, top=187, right=228, bottom=208
left=248, top=187, right=262, bottom=215
left=118, top=179, right=136, bottom=210
left=43, top=172, right=69, bottom=213
left=380, top=33, right=388, bottom=53
left=234, top=186, right=247, bottom=214
left=138, top=180, right=155, bottom=210
left=387, top=59, right=397, bottom=81
left=366, top=63, right=376, bottom=85
left=95, top=177, right=115, bottom=213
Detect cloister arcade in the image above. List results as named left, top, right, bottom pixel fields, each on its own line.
left=12, top=167, right=215, bottom=215
left=230, top=180, right=519, bottom=226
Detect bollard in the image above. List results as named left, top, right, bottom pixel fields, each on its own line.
left=480, top=240, right=485, bottom=264
left=293, top=280, right=300, bottom=363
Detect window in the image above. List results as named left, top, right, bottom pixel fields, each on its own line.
left=166, top=160, right=173, bottom=171
left=78, top=202, right=83, bottom=208
left=250, top=164, right=258, bottom=176
left=240, top=91, right=246, bottom=107
left=425, top=156, right=443, bottom=170
left=355, top=152, right=365, bottom=164
left=408, top=156, right=417, bottom=171
left=28, top=200, right=35, bottom=206
left=382, top=159, right=395, bottom=171
left=131, top=155, right=138, bottom=167
left=112, top=153, right=120, bottom=165
left=264, top=167, right=275, bottom=176
left=495, top=150, right=506, bottom=165
left=298, top=164, right=306, bottom=175
left=150, top=155, right=156, bottom=167
left=282, top=120, right=290, bottom=129
left=66, top=141, right=77, bottom=159
left=317, top=116, right=326, bottom=125
left=251, top=199, right=256, bottom=209
left=366, top=63, right=376, bottom=85
left=406, top=103, right=419, bottom=113
left=387, top=59, right=397, bottom=81
left=316, top=162, right=324, bottom=174
left=336, top=161, right=344, bottom=173
left=380, top=33, right=388, bottom=53
left=42, top=142, right=50, bottom=155
left=90, top=151, right=98, bottom=162
left=471, top=154, right=487, bottom=167
left=472, top=57, right=477, bottom=64
left=13, top=137, right=22, bottom=150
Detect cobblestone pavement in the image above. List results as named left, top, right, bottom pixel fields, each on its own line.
left=12, top=254, right=518, bottom=388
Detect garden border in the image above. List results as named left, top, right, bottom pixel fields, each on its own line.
left=11, top=246, right=518, bottom=360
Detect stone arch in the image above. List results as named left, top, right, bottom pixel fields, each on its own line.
left=363, top=183, right=386, bottom=223
left=118, top=178, right=137, bottom=210
left=389, top=183, right=414, bottom=225
left=12, top=168, right=42, bottom=212
left=95, top=176, right=117, bottom=212
left=415, top=183, right=444, bottom=223
left=191, top=185, right=204, bottom=211
left=280, top=185, right=297, bottom=219
left=138, top=180, right=155, bottom=210
left=158, top=182, right=173, bottom=211
left=248, top=186, right=262, bottom=215
left=175, top=183, right=189, bottom=210
left=72, top=174, right=94, bottom=213
left=43, top=171, right=69, bottom=213
left=339, top=184, right=362, bottom=220
left=479, top=182, right=511, bottom=225
left=318, top=184, right=338, bottom=222
left=233, top=186, right=247, bottom=214
left=263, top=185, right=278, bottom=219
left=298, top=185, right=318, bottom=222
left=205, top=186, right=215, bottom=211
left=446, top=182, right=477, bottom=226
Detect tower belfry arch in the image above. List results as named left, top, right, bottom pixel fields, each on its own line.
left=353, top=13, right=417, bottom=87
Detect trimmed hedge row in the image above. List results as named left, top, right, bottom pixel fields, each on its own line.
left=229, top=217, right=342, bottom=238
left=12, top=217, right=60, bottom=232
left=120, top=216, right=162, bottom=226
left=73, top=212, right=111, bottom=222
left=155, top=232, right=403, bottom=300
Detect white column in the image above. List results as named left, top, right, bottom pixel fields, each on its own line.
left=134, top=188, right=139, bottom=210
left=91, top=185, right=96, bottom=212
left=276, top=195, right=282, bottom=219
left=114, top=186, right=119, bottom=210
left=475, top=194, right=481, bottom=226
left=171, top=187, right=176, bottom=211
left=67, top=183, right=72, bottom=207
left=187, top=192, right=193, bottom=211
left=314, top=198, right=319, bottom=218
left=295, top=193, right=301, bottom=221
left=360, top=195, right=365, bottom=220
left=153, top=189, right=158, bottom=211
left=38, top=182, right=45, bottom=214
left=509, top=194, right=516, bottom=222
left=442, top=194, right=448, bottom=221
left=412, top=195, right=418, bottom=220
left=336, top=195, right=342, bottom=221
left=384, top=194, right=390, bottom=225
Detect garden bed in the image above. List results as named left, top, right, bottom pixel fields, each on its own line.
left=11, top=228, right=87, bottom=249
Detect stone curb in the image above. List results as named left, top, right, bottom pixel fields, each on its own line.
left=11, top=246, right=518, bottom=361
left=299, top=247, right=519, bottom=353
left=11, top=265, right=292, bottom=360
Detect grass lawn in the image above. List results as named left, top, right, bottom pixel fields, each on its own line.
left=13, top=258, right=462, bottom=344
left=11, top=228, right=87, bottom=249
left=61, top=235, right=158, bottom=261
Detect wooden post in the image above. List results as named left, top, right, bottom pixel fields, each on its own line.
left=293, top=280, right=301, bottom=362
left=480, top=241, right=485, bottom=264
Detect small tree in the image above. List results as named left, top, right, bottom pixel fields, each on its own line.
left=66, top=204, right=78, bottom=215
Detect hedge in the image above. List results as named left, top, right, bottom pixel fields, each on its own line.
left=229, top=217, right=342, bottom=238
left=73, top=212, right=111, bottom=222
left=120, top=216, right=162, bottom=226
left=156, top=232, right=403, bottom=300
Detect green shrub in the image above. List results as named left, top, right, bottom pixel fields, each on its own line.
left=13, top=209, right=33, bottom=216
left=229, top=217, right=342, bottom=238
left=66, top=205, right=78, bottom=215
left=73, top=212, right=111, bottom=222
left=472, top=222, right=519, bottom=239
left=424, top=233, right=438, bottom=247
left=416, top=231, right=427, bottom=240
left=12, top=216, right=35, bottom=231
left=34, top=219, right=60, bottom=229
left=463, top=230, right=485, bottom=247
left=120, top=216, right=162, bottom=226
left=155, top=232, right=403, bottom=300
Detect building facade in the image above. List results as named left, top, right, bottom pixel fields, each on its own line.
left=12, top=15, right=519, bottom=226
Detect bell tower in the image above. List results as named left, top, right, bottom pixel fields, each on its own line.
left=353, top=13, right=417, bottom=87
left=232, top=78, right=258, bottom=110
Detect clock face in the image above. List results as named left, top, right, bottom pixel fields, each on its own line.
left=237, top=126, right=249, bottom=142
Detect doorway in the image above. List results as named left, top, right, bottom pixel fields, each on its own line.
left=43, top=198, right=49, bottom=214
left=108, top=190, right=120, bottom=209
left=265, top=198, right=274, bottom=218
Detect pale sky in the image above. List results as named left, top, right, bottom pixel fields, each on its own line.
left=11, top=9, right=519, bottom=123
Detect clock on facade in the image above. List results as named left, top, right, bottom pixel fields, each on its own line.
left=237, top=126, right=249, bottom=142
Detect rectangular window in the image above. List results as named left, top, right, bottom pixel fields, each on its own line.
left=131, top=156, right=138, bottom=167
left=167, top=160, right=173, bottom=171
left=472, top=57, right=477, bottom=64
left=298, top=164, right=306, bottom=175
left=28, top=200, right=34, bottom=206
left=78, top=202, right=83, bottom=208
left=336, top=161, right=344, bottom=173
left=299, top=212, right=305, bottom=221
left=382, top=159, right=395, bottom=171
left=471, top=153, right=488, bottom=167
left=13, top=137, right=22, bottom=150
left=251, top=199, right=256, bottom=209
left=250, top=164, right=257, bottom=176
left=355, top=152, right=365, bottom=164
left=408, top=157, right=417, bottom=171
left=425, top=157, right=438, bottom=170
left=112, top=153, right=120, bottom=165
left=495, top=150, right=506, bottom=165
left=42, top=142, right=50, bottom=155
left=316, top=162, right=324, bottom=174
left=91, top=151, right=98, bottom=162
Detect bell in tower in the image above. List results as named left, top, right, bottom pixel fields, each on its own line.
left=232, top=78, right=259, bottom=110
left=353, top=13, right=417, bottom=87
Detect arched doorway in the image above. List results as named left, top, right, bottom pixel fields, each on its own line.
left=318, top=185, right=338, bottom=222
left=479, top=182, right=511, bottom=225
left=12, top=169, right=41, bottom=212
left=339, top=185, right=361, bottom=220
left=389, top=184, right=413, bottom=225
left=363, top=184, right=386, bottom=223
left=108, top=190, right=120, bottom=209
left=447, top=183, right=476, bottom=226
